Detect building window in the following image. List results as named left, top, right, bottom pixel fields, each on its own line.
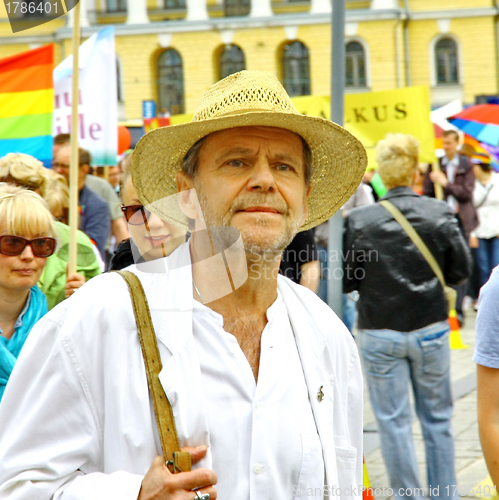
left=163, top=0, right=186, bottom=8
left=346, top=41, right=366, bottom=87
left=282, top=41, right=311, bottom=97
left=158, top=49, right=184, bottom=116
left=435, top=37, right=459, bottom=85
left=219, top=45, right=246, bottom=80
left=224, top=0, right=250, bottom=17
left=106, top=0, right=127, bottom=12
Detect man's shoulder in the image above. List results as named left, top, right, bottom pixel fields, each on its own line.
left=85, top=174, right=119, bottom=199
left=416, top=193, right=454, bottom=213
left=47, top=272, right=129, bottom=325
left=278, top=275, right=354, bottom=346
left=345, top=201, right=382, bottom=227
left=82, top=185, right=109, bottom=212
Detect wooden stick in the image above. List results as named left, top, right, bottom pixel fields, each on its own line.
left=68, top=0, right=81, bottom=276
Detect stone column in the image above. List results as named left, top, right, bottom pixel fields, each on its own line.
left=371, top=0, right=399, bottom=9
left=126, top=0, right=149, bottom=24
left=66, top=0, right=90, bottom=28
left=249, top=0, right=272, bottom=18
left=186, top=0, right=209, bottom=21
left=310, top=0, right=330, bottom=14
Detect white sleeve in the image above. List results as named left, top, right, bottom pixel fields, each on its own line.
left=0, top=310, right=143, bottom=500
left=346, top=342, right=364, bottom=496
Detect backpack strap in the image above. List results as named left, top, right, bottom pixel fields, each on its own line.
left=116, top=270, right=191, bottom=473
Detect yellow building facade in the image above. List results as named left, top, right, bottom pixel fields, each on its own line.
left=0, top=0, right=498, bottom=122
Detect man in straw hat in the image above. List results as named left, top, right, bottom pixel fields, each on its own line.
left=0, top=71, right=367, bottom=500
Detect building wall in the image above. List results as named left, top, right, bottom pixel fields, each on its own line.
left=0, top=0, right=498, bottom=122
left=409, top=0, right=492, bottom=12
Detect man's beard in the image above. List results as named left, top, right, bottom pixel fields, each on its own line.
left=193, top=183, right=304, bottom=256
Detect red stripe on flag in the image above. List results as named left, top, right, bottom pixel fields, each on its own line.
left=0, top=64, right=53, bottom=93
left=0, top=45, right=53, bottom=74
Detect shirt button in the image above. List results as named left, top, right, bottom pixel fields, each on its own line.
left=253, top=464, right=264, bottom=474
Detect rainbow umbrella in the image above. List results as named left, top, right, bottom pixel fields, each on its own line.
left=449, top=117, right=499, bottom=146
left=449, top=104, right=499, bottom=147
left=452, top=104, right=499, bottom=124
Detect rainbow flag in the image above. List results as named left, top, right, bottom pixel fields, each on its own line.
left=0, top=45, right=54, bottom=166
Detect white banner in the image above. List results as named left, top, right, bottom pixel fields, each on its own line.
left=53, top=27, right=117, bottom=165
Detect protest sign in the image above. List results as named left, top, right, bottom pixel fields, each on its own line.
left=53, top=27, right=117, bottom=165
left=293, top=86, right=436, bottom=167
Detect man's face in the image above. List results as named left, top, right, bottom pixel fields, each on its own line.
left=53, top=146, right=88, bottom=188
left=53, top=142, right=68, bottom=160
left=442, top=135, right=459, bottom=157
left=108, top=166, right=121, bottom=187
left=53, top=147, right=71, bottom=182
left=184, top=126, right=310, bottom=255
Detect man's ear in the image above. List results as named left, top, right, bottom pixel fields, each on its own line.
left=81, top=164, right=91, bottom=175
left=301, top=184, right=312, bottom=226
left=176, top=172, right=205, bottom=225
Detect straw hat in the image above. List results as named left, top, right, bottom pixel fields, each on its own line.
left=132, top=70, right=367, bottom=231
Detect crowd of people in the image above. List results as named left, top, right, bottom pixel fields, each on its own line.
left=0, top=70, right=498, bottom=500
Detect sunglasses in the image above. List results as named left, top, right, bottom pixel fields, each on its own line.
left=121, top=205, right=151, bottom=225
left=0, top=235, right=57, bottom=258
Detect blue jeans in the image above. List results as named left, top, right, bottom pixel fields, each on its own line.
left=475, top=237, right=499, bottom=287
left=357, top=323, right=457, bottom=500
left=342, top=291, right=358, bottom=332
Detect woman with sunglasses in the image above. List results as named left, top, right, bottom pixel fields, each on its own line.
left=0, top=184, right=57, bottom=401
left=0, top=154, right=102, bottom=309
left=109, top=153, right=186, bottom=270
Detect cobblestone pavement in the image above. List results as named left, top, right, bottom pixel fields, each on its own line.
left=359, top=306, right=493, bottom=500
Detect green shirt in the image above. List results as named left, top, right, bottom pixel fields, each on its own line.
left=38, top=221, right=102, bottom=310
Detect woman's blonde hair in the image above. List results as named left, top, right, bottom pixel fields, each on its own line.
left=376, top=134, right=419, bottom=190
left=0, top=183, right=57, bottom=238
left=0, top=153, right=47, bottom=192
left=42, top=168, right=69, bottom=218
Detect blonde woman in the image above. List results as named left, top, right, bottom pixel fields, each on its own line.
left=0, top=154, right=102, bottom=309
left=343, top=133, right=472, bottom=500
left=0, top=184, right=57, bottom=401
left=109, top=152, right=186, bottom=270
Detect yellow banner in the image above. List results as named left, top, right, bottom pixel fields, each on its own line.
left=162, top=86, right=436, bottom=167
left=293, top=86, right=436, bottom=166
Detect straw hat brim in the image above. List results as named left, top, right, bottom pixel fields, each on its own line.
left=132, top=110, right=368, bottom=231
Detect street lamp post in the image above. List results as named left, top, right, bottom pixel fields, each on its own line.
left=327, top=0, right=346, bottom=317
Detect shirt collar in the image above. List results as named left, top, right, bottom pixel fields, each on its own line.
left=442, top=155, right=459, bottom=167
left=192, top=289, right=283, bottom=325
left=14, top=289, right=32, bottom=330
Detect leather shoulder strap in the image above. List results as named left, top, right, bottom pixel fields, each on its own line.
left=115, top=270, right=191, bottom=473
left=379, top=200, right=446, bottom=289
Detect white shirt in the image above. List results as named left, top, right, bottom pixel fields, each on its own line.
left=441, top=155, right=459, bottom=214
left=0, top=243, right=362, bottom=500
left=472, top=172, right=499, bottom=239
left=192, top=293, right=324, bottom=500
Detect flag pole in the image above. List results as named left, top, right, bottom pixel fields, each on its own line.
left=68, top=0, right=81, bottom=275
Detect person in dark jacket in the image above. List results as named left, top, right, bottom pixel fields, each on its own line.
left=423, top=130, right=478, bottom=324
left=423, top=130, right=478, bottom=237
left=344, top=133, right=471, bottom=500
